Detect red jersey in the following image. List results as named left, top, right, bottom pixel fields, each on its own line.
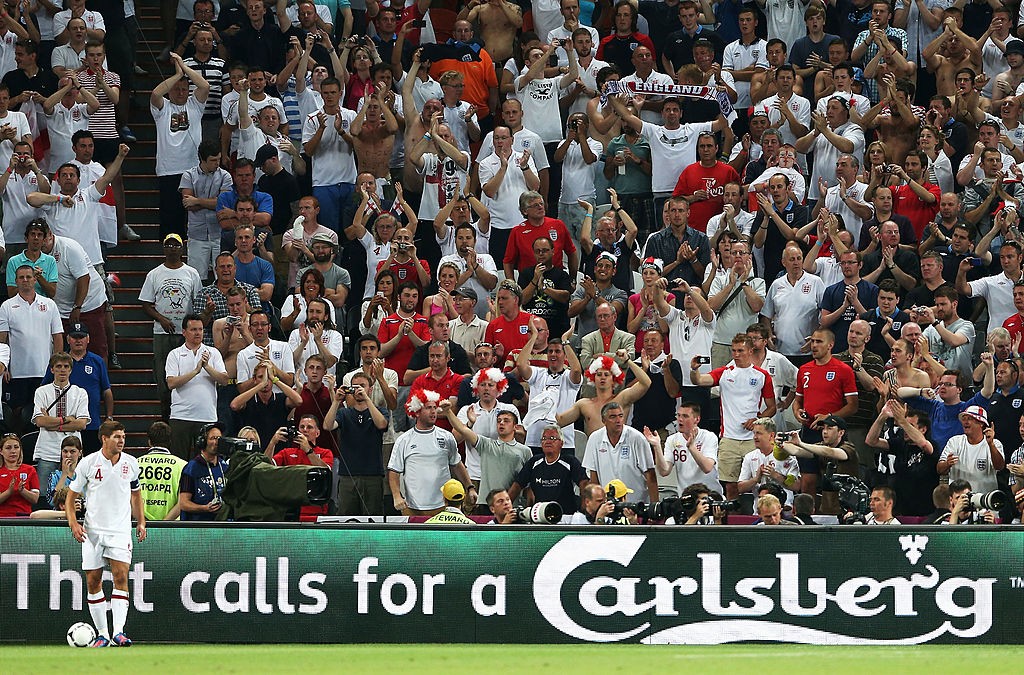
left=272, top=446, right=334, bottom=521
left=671, top=161, right=741, bottom=233
left=412, top=369, right=464, bottom=430
left=795, top=356, right=858, bottom=421
left=377, top=258, right=431, bottom=297
left=1003, top=313, right=1024, bottom=343
left=293, top=384, right=338, bottom=455
left=485, top=310, right=534, bottom=357
left=503, top=217, right=577, bottom=270
left=0, top=463, right=38, bottom=517
left=892, top=182, right=940, bottom=242
left=377, top=312, right=431, bottom=379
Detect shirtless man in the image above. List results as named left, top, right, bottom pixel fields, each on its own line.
left=992, top=40, right=1024, bottom=105
left=923, top=17, right=982, bottom=99
left=351, top=88, right=400, bottom=180
left=860, top=74, right=921, bottom=166
left=586, top=69, right=623, bottom=151
left=214, top=289, right=254, bottom=383
left=556, top=350, right=652, bottom=435
left=462, top=0, right=522, bottom=63
left=402, top=49, right=445, bottom=189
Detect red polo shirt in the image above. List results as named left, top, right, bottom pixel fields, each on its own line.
left=485, top=310, right=534, bottom=357
left=892, top=182, right=940, bottom=242
left=504, top=217, right=576, bottom=270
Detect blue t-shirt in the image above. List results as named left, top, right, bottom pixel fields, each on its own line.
left=906, top=392, right=986, bottom=454
left=234, top=255, right=275, bottom=312
left=41, top=352, right=110, bottom=431
left=5, top=251, right=58, bottom=294
left=179, top=455, right=229, bottom=521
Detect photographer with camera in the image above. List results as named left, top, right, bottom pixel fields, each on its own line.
left=567, top=481, right=639, bottom=525
left=942, top=479, right=1001, bottom=525
left=265, top=415, right=334, bottom=521
left=663, top=483, right=726, bottom=526
left=178, top=423, right=228, bottom=522
left=322, top=372, right=389, bottom=516
left=776, top=414, right=857, bottom=515
left=485, top=489, right=516, bottom=524
left=938, top=405, right=1005, bottom=493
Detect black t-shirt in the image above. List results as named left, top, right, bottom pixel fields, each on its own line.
left=752, top=201, right=808, bottom=283
left=515, top=453, right=588, bottom=514
left=627, top=357, right=683, bottom=431
left=521, top=266, right=572, bottom=338
left=903, top=283, right=948, bottom=311
left=875, top=426, right=939, bottom=517
left=581, top=238, right=637, bottom=293
left=258, top=169, right=302, bottom=235
left=335, top=406, right=386, bottom=476
left=238, top=392, right=291, bottom=449
left=859, top=308, right=909, bottom=361
left=1, top=68, right=58, bottom=102
left=986, top=386, right=1024, bottom=452
left=861, top=247, right=922, bottom=284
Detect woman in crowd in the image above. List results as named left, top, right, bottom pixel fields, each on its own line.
left=918, top=124, right=954, bottom=194
left=422, top=261, right=460, bottom=319
left=361, top=268, right=397, bottom=336
left=627, top=257, right=673, bottom=351
left=0, top=434, right=39, bottom=517
left=281, top=268, right=337, bottom=333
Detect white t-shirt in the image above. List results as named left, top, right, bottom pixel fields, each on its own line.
left=967, top=271, right=1020, bottom=327
left=166, top=343, right=224, bottom=422
left=664, top=306, right=716, bottom=383
left=0, top=293, right=63, bottom=378
left=663, top=428, right=723, bottom=494
left=566, top=55, right=608, bottom=116
left=0, top=171, right=44, bottom=244
left=559, top=137, right=603, bottom=203
left=752, top=94, right=812, bottom=147
left=722, top=38, right=769, bottom=108
left=706, top=209, right=755, bottom=243
left=39, top=186, right=105, bottom=265
left=478, top=128, right=550, bottom=173
left=763, top=272, right=825, bottom=355
left=477, top=150, right=539, bottom=230
left=358, top=231, right=391, bottom=300
left=709, top=363, right=774, bottom=440
left=708, top=271, right=766, bottom=344
left=288, top=328, right=344, bottom=384
left=436, top=220, right=490, bottom=258
left=417, top=151, right=470, bottom=220
left=822, top=181, right=872, bottom=245
left=762, top=0, right=810, bottom=53
left=32, top=383, right=89, bottom=463
left=738, top=447, right=800, bottom=503
left=387, top=425, right=461, bottom=511
left=152, top=96, right=205, bottom=176
left=640, top=120, right=712, bottom=194
left=514, top=76, right=569, bottom=143
left=815, top=91, right=871, bottom=118
left=807, top=122, right=865, bottom=200
left=49, top=235, right=107, bottom=316
left=45, top=103, right=91, bottom=172
left=238, top=124, right=293, bottom=177
left=0, top=110, right=30, bottom=169
left=236, top=339, right=296, bottom=392
left=69, top=451, right=141, bottom=538
left=525, top=366, right=582, bottom=447
left=301, top=107, right=358, bottom=186
left=53, top=9, right=106, bottom=38
left=940, top=434, right=1003, bottom=493
left=139, top=263, right=204, bottom=334
left=582, top=426, right=654, bottom=499
left=65, top=159, right=117, bottom=247
left=441, top=100, right=478, bottom=153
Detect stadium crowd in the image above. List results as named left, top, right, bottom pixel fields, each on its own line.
left=5, top=0, right=1024, bottom=526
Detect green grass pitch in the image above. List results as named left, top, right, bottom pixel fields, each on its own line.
left=4, top=644, right=1019, bottom=673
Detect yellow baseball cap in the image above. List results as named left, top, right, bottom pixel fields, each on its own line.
left=441, top=479, right=466, bottom=502
left=605, top=479, right=634, bottom=500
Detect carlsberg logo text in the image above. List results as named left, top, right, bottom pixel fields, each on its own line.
left=534, top=535, right=995, bottom=644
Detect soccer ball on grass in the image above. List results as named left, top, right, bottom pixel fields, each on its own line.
left=67, top=622, right=97, bottom=647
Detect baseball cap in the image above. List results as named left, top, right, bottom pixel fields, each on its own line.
left=1006, top=40, right=1024, bottom=56
left=441, top=479, right=466, bottom=502
left=693, top=37, right=714, bottom=51
left=959, top=405, right=989, bottom=427
left=820, top=414, right=847, bottom=430
left=310, top=232, right=336, bottom=246
left=163, top=233, right=183, bottom=246
left=605, top=479, right=634, bottom=500
left=452, top=286, right=478, bottom=302
left=254, top=144, right=278, bottom=167
left=67, top=322, right=89, bottom=338
left=750, top=109, right=769, bottom=119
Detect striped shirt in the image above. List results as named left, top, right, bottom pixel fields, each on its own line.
left=183, top=55, right=229, bottom=120
left=76, top=69, right=120, bottom=139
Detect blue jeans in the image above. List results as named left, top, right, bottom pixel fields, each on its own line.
left=36, top=459, right=60, bottom=505
left=313, top=183, right=355, bottom=234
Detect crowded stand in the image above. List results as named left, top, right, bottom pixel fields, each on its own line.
left=6, top=0, right=1024, bottom=532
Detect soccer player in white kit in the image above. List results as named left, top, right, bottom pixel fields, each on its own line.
left=66, top=420, right=146, bottom=647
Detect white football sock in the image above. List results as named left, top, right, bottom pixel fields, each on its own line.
left=110, top=591, right=129, bottom=636
left=87, top=591, right=109, bottom=638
